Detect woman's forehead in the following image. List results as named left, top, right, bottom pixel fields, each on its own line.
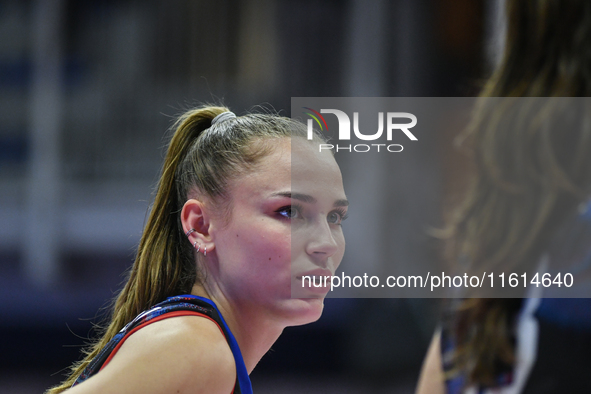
left=229, top=138, right=344, bottom=200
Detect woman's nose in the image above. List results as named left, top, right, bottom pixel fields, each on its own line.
left=305, top=220, right=339, bottom=262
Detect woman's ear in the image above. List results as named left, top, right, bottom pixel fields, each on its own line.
left=181, top=199, right=215, bottom=254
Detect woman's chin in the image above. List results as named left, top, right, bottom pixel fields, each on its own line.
left=279, top=297, right=326, bottom=326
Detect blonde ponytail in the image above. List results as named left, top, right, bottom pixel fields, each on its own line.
left=46, top=106, right=228, bottom=393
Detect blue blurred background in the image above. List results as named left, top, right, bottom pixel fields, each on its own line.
left=0, top=0, right=501, bottom=392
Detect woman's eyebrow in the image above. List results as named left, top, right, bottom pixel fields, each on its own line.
left=334, top=199, right=349, bottom=207
left=272, top=192, right=349, bottom=207
left=272, top=191, right=316, bottom=203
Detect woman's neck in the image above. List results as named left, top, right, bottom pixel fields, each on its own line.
left=190, top=283, right=284, bottom=373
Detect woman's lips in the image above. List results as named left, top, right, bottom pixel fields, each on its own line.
left=294, top=269, right=334, bottom=294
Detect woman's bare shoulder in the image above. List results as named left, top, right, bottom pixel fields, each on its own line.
left=416, top=330, right=445, bottom=394
left=66, top=315, right=236, bottom=394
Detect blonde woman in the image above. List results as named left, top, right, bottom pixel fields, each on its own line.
left=48, top=106, right=348, bottom=394
left=417, top=0, right=591, bottom=392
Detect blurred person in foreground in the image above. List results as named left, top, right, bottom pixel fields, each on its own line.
left=46, top=106, right=348, bottom=393
left=416, top=0, right=591, bottom=393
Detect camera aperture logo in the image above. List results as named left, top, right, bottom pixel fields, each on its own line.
left=303, top=107, right=417, bottom=153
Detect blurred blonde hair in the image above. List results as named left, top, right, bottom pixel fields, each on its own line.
left=445, top=0, right=591, bottom=387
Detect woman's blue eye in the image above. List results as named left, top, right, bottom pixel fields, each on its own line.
left=277, top=206, right=300, bottom=219
left=277, top=205, right=347, bottom=224
left=328, top=209, right=348, bottom=225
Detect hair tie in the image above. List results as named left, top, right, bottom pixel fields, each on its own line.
left=211, top=111, right=237, bottom=126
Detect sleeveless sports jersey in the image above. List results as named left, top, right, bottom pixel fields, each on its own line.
left=72, top=295, right=252, bottom=394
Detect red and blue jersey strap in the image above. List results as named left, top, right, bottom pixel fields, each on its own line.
left=73, top=295, right=252, bottom=394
